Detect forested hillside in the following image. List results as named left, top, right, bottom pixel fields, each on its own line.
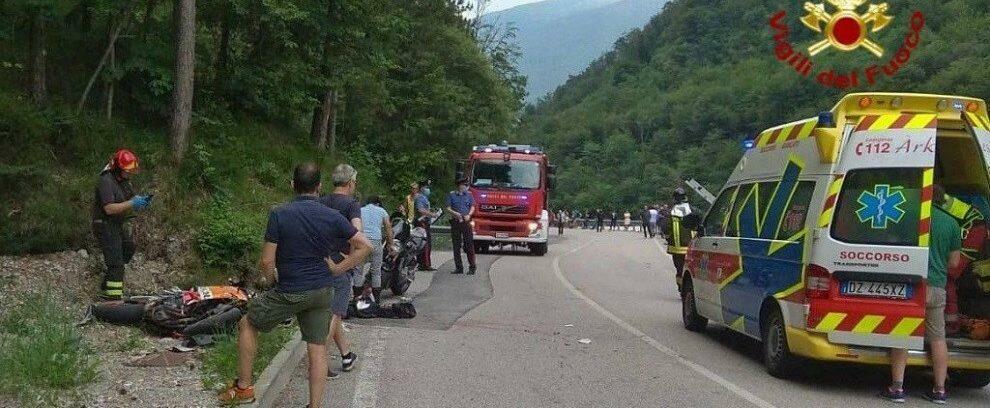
left=481, top=0, right=666, bottom=103
left=0, top=1, right=522, bottom=275
left=518, top=0, right=990, bottom=211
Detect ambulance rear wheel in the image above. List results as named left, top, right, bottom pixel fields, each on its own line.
left=681, top=279, right=707, bottom=332
left=950, top=370, right=990, bottom=388
left=762, top=306, right=799, bottom=378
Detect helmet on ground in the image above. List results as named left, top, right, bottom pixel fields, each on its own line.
left=111, top=149, right=140, bottom=173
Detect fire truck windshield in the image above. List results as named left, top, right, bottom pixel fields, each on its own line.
left=472, top=160, right=541, bottom=190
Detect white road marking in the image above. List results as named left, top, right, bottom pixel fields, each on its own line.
left=350, top=330, right=387, bottom=408
left=552, top=238, right=777, bottom=408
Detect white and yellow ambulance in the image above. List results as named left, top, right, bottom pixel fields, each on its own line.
left=682, top=93, right=990, bottom=386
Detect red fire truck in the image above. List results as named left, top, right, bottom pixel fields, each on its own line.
left=459, top=143, right=555, bottom=256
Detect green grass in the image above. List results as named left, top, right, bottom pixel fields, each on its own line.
left=115, top=327, right=152, bottom=352
left=200, top=325, right=295, bottom=391
left=0, top=294, right=100, bottom=407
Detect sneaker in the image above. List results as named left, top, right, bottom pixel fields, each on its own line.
left=452, top=269, right=464, bottom=274
left=878, top=387, right=906, bottom=403
left=467, top=266, right=476, bottom=275
left=342, top=352, right=357, bottom=372
left=925, top=389, right=947, bottom=404
left=218, top=380, right=255, bottom=405
left=327, top=369, right=340, bottom=380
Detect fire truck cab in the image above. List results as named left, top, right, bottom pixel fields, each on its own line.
left=460, top=143, right=554, bottom=256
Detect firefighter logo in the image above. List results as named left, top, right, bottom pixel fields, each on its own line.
left=800, top=0, right=893, bottom=57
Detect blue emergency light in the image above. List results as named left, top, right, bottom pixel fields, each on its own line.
left=741, top=139, right=756, bottom=150
left=818, top=111, right=836, bottom=128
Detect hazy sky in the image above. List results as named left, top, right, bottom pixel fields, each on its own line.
left=481, top=0, right=543, bottom=13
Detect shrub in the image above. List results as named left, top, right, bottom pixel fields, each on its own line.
left=0, top=294, right=100, bottom=406
left=197, top=199, right=264, bottom=275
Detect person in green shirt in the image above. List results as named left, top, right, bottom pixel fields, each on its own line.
left=882, top=185, right=961, bottom=404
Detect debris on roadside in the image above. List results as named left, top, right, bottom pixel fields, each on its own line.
left=578, top=338, right=592, bottom=345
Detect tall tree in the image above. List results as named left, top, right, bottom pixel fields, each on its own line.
left=28, top=8, right=47, bottom=104
left=169, top=0, right=195, bottom=162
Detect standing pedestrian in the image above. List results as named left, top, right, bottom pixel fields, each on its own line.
left=610, top=210, right=618, bottom=231
left=596, top=209, right=604, bottom=232
left=623, top=210, right=631, bottom=231
left=218, top=163, right=372, bottom=407
left=446, top=176, right=477, bottom=275
left=403, top=182, right=418, bottom=223
left=881, top=185, right=960, bottom=404
left=663, top=189, right=694, bottom=294
left=92, top=149, right=152, bottom=300
left=648, top=206, right=659, bottom=238
left=318, top=164, right=363, bottom=375
left=557, top=208, right=566, bottom=235
left=415, top=180, right=439, bottom=271
left=640, top=206, right=650, bottom=238
left=356, top=196, right=394, bottom=301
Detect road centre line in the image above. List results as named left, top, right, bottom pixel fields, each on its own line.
left=350, top=329, right=388, bottom=408
left=552, top=237, right=777, bottom=408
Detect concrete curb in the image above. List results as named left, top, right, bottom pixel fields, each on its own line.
left=250, top=331, right=305, bottom=408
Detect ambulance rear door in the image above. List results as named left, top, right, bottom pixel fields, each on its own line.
left=810, top=113, right=937, bottom=350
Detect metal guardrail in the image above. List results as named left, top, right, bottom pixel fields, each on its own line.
left=430, top=219, right=650, bottom=233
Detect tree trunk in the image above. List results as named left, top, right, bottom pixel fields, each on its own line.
left=28, top=11, right=47, bottom=105
left=312, top=89, right=337, bottom=151
left=141, top=0, right=158, bottom=39
left=77, top=3, right=136, bottom=113
left=169, top=0, right=196, bottom=162
left=105, top=44, right=115, bottom=119
left=327, top=90, right=338, bottom=154
left=213, top=14, right=231, bottom=92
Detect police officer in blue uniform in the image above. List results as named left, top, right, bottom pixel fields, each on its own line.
left=446, top=175, right=477, bottom=275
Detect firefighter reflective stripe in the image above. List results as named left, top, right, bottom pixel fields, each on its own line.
left=890, top=317, right=925, bottom=337
left=818, top=175, right=844, bottom=228
left=814, top=312, right=847, bottom=331
left=667, top=216, right=688, bottom=254
left=103, top=281, right=123, bottom=297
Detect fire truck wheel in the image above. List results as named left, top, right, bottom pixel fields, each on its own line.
left=474, top=241, right=489, bottom=254
left=681, top=278, right=707, bottom=332
left=530, top=243, right=548, bottom=256
left=950, top=370, right=990, bottom=388
left=761, top=305, right=799, bottom=378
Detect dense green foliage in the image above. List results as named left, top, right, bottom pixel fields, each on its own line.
left=518, top=0, right=990, bottom=211
left=0, top=0, right=524, bottom=259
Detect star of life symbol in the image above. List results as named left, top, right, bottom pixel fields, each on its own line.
left=800, top=0, right=893, bottom=57
left=856, top=185, right=907, bottom=229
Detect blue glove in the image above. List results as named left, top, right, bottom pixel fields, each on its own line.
left=132, top=195, right=151, bottom=211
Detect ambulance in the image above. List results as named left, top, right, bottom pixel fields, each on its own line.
left=681, top=93, right=990, bottom=386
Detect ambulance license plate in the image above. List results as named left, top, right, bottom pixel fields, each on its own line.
left=495, top=232, right=509, bottom=238
left=840, top=281, right=911, bottom=299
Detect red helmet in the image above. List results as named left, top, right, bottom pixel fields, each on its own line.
left=111, top=149, right=140, bottom=172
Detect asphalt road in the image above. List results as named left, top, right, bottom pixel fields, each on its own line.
left=275, top=229, right=990, bottom=408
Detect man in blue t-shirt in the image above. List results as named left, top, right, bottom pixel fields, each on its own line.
left=219, top=163, right=371, bottom=407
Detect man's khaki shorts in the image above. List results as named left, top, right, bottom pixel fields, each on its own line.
left=247, top=286, right=333, bottom=344
left=925, top=286, right=947, bottom=341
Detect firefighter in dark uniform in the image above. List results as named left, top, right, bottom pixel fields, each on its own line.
left=446, top=175, right=477, bottom=274
left=92, top=149, right=152, bottom=299
left=663, top=188, right=697, bottom=295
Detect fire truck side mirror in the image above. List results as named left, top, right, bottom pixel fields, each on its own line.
left=548, top=175, right=557, bottom=191
left=456, top=160, right=466, bottom=173
left=548, top=164, right=557, bottom=175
